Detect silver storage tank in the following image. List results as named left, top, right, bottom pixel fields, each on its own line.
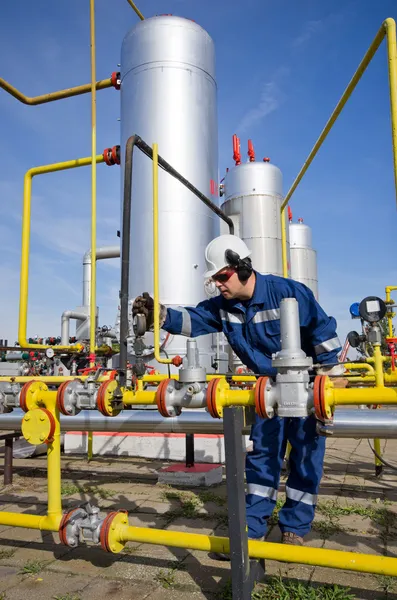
left=220, top=159, right=289, bottom=276
left=120, top=15, right=218, bottom=370
left=289, top=218, right=318, bottom=300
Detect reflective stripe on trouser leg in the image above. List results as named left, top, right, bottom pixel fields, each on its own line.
left=245, top=415, right=287, bottom=539
left=278, top=415, right=326, bottom=537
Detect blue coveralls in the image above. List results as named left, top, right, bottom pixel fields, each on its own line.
left=163, top=272, right=341, bottom=539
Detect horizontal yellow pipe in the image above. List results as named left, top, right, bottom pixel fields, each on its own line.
left=344, top=363, right=375, bottom=374
left=122, top=390, right=157, bottom=405
left=0, top=77, right=112, bottom=105
left=223, top=389, right=254, bottom=407
left=142, top=374, right=257, bottom=383
left=0, top=512, right=61, bottom=531
left=19, top=154, right=105, bottom=352
left=332, top=386, right=397, bottom=407
left=120, top=526, right=397, bottom=576
left=0, top=376, right=110, bottom=384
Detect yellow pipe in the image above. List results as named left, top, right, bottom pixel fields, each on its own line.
left=385, top=285, right=397, bottom=337
left=125, top=0, right=144, bottom=19
left=331, top=386, right=397, bottom=408
left=122, top=390, right=157, bottom=406
left=142, top=374, right=257, bottom=383
left=281, top=207, right=289, bottom=277
left=0, top=512, right=60, bottom=531
left=344, top=362, right=375, bottom=374
left=89, top=0, right=97, bottom=367
left=0, top=376, right=110, bottom=384
left=153, top=143, right=172, bottom=365
left=373, top=345, right=385, bottom=387
left=0, top=77, right=112, bottom=105
left=119, top=526, right=397, bottom=576
left=47, top=410, right=62, bottom=519
left=19, top=154, right=105, bottom=352
left=374, top=437, right=382, bottom=469
left=280, top=18, right=397, bottom=215
left=384, top=19, right=397, bottom=204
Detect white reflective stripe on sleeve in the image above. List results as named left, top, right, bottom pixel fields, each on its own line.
left=286, top=486, right=317, bottom=506
left=219, top=309, right=245, bottom=324
left=247, top=483, right=278, bottom=501
left=253, top=308, right=280, bottom=324
left=314, top=336, right=341, bottom=355
left=173, top=307, right=192, bottom=336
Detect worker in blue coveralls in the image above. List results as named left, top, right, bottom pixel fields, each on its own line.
left=132, top=234, right=346, bottom=548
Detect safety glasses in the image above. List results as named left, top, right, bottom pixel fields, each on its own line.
left=212, top=268, right=236, bottom=283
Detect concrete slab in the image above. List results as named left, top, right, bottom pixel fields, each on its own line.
left=158, top=463, right=223, bottom=487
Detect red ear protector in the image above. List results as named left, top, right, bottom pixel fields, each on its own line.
left=225, top=249, right=253, bottom=283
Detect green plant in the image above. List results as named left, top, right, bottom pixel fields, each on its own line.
left=375, top=574, right=397, bottom=595
left=252, top=575, right=356, bottom=599
left=312, top=519, right=344, bottom=539
left=53, top=594, right=82, bottom=600
left=154, top=568, right=176, bottom=589
left=19, top=560, right=44, bottom=575
left=60, top=483, right=81, bottom=496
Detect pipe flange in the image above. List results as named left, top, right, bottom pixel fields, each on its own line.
left=20, top=381, right=48, bottom=412
left=59, top=507, right=87, bottom=547
left=206, top=378, right=229, bottom=419
left=100, top=510, right=128, bottom=553
left=21, top=408, right=56, bottom=445
left=56, top=380, right=82, bottom=416
left=254, top=376, right=272, bottom=419
left=313, top=375, right=332, bottom=421
left=156, top=379, right=182, bottom=418
left=96, top=380, right=122, bottom=417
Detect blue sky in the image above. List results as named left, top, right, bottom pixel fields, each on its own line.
left=0, top=0, right=396, bottom=348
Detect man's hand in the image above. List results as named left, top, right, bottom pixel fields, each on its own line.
left=132, top=292, right=167, bottom=332
left=316, top=364, right=348, bottom=388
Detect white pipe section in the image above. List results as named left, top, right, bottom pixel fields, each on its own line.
left=61, top=311, right=88, bottom=345
left=83, top=245, right=120, bottom=307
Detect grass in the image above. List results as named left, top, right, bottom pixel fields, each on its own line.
left=375, top=574, right=397, bottom=595
left=217, top=577, right=356, bottom=600
left=154, top=568, right=177, bottom=589
left=161, top=489, right=227, bottom=525
left=60, top=482, right=115, bottom=499
left=0, top=593, right=6, bottom=600
left=0, top=549, right=16, bottom=560
left=312, top=519, right=344, bottom=539
left=53, top=595, right=82, bottom=600
left=19, top=560, right=45, bottom=575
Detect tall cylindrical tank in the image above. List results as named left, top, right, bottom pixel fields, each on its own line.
left=120, top=16, right=219, bottom=368
left=289, top=218, right=318, bottom=299
left=220, top=160, right=289, bottom=276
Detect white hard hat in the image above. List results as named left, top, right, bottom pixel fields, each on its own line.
left=204, top=234, right=252, bottom=278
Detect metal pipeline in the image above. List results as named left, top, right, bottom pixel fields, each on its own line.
left=83, top=246, right=120, bottom=307
left=61, top=310, right=88, bottom=346
left=318, top=409, right=397, bottom=438
left=0, top=409, right=248, bottom=435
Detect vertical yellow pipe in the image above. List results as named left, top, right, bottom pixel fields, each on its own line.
left=89, top=0, right=97, bottom=367
left=281, top=207, right=288, bottom=278
left=153, top=143, right=172, bottom=365
left=19, top=171, right=33, bottom=345
left=384, top=19, right=397, bottom=206
left=87, top=432, right=93, bottom=462
left=47, top=409, right=62, bottom=519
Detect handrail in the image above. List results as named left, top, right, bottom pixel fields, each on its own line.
left=281, top=18, right=397, bottom=277
left=0, top=77, right=112, bottom=106
left=19, top=154, right=105, bottom=352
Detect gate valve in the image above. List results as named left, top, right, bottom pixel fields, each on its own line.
left=111, top=71, right=121, bottom=90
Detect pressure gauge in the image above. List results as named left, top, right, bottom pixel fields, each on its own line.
left=45, top=348, right=55, bottom=359
left=358, top=296, right=387, bottom=324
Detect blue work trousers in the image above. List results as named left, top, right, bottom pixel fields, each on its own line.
left=245, top=414, right=326, bottom=539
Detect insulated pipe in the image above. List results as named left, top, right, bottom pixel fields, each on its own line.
left=318, top=409, right=397, bottom=438
left=61, top=311, right=88, bottom=346
left=0, top=409, right=241, bottom=434
left=280, top=298, right=302, bottom=354
left=83, top=246, right=120, bottom=307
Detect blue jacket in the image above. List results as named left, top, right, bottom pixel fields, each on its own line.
left=163, top=272, right=341, bottom=376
